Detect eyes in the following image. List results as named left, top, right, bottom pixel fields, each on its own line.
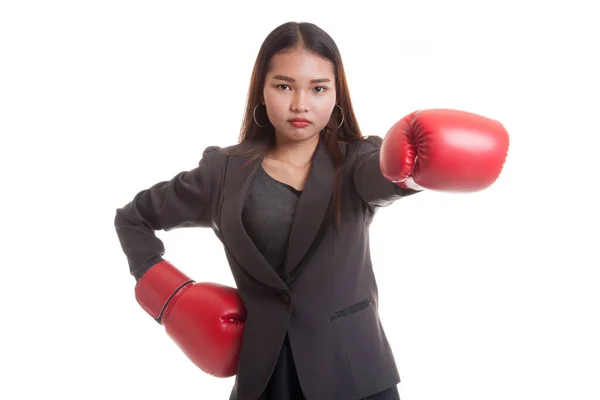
left=276, top=84, right=328, bottom=94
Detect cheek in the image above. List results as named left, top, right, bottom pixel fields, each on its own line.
left=263, top=91, right=287, bottom=121
left=316, top=101, right=337, bottom=126
left=265, top=102, right=286, bottom=124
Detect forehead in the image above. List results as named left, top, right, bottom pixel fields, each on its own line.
left=267, top=48, right=334, bottom=80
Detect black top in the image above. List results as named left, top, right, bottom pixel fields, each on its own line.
left=242, top=166, right=302, bottom=279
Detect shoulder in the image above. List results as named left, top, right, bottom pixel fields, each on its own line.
left=198, top=139, right=267, bottom=174
left=213, top=138, right=268, bottom=157
left=199, top=138, right=261, bottom=159
left=343, top=135, right=385, bottom=160
left=354, top=135, right=384, bottom=148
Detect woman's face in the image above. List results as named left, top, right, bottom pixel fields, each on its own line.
left=263, top=47, right=337, bottom=145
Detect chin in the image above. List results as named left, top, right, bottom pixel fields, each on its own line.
left=276, top=127, right=321, bottom=142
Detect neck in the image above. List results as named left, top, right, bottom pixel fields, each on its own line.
left=268, top=134, right=320, bottom=167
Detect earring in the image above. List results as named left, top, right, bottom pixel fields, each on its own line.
left=253, top=104, right=269, bottom=128
left=332, top=104, right=344, bottom=130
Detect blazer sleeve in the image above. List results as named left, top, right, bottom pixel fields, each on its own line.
left=353, top=136, right=421, bottom=209
left=114, top=145, right=220, bottom=280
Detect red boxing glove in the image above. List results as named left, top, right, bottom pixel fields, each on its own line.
left=380, top=109, right=509, bottom=192
left=134, top=260, right=246, bottom=377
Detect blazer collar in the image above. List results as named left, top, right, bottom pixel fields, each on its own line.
left=219, top=137, right=336, bottom=290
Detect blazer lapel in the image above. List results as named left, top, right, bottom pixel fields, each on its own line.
left=282, top=139, right=336, bottom=280
left=219, top=139, right=288, bottom=292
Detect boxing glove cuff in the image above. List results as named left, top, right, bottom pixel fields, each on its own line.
left=395, top=176, right=425, bottom=191
left=134, top=260, right=194, bottom=322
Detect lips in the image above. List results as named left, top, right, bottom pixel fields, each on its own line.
left=289, top=118, right=310, bottom=128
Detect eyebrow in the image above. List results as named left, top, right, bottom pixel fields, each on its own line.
left=272, top=75, right=331, bottom=84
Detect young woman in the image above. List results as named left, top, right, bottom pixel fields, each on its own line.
left=115, top=21, right=509, bottom=400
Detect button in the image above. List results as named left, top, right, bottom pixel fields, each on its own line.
left=277, top=292, right=291, bottom=304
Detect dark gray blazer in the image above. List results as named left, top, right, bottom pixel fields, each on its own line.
left=114, top=135, right=420, bottom=400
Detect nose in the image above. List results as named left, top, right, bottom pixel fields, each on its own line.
left=291, top=91, right=308, bottom=112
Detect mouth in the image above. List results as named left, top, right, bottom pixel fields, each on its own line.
left=289, top=118, right=311, bottom=127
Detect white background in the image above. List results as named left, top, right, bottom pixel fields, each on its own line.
left=1, top=1, right=599, bottom=399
